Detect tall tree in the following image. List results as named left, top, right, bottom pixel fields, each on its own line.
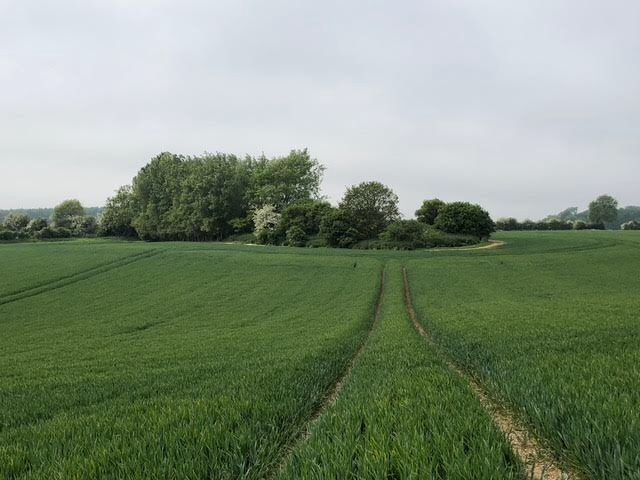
left=589, top=195, right=618, bottom=226
left=250, top=149, right=324, bottom=211
left=415, top=199, right=446, bottom=225
left=52, top=200, right=85, bottom=229
left=99, top=186, right=138, bottom=237
left=339, top=181, right=400, bottom=239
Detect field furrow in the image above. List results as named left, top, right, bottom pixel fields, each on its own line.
left=278, top=262, right=525, bottom=480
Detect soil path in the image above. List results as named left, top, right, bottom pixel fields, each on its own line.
left=431, top=240, right=506, bottom=251
left=269, top=269, right=386, bottom=478
left=402, top=267, right=571, bottom=480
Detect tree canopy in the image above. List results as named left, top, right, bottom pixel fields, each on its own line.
left=339, top=181, right=400, bottom=239
left=589, top=195, right=619, bottom=225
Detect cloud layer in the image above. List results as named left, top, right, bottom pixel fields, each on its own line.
left=2, top=0, right=639, bottom=219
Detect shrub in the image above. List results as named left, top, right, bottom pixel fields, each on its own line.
left=35, top=226, right=72, bottom=239
left=0, top=230, right=17, bottom=240
left=286, top=225, right=307, bottom=247
left=434, top=202, right=495, bottom=239
left=622, top=220, right=640, bottom=230
left=278, top=201, right=332, bottom=239
left=574, top=221, right=588, bottom=230
left=228, top=217, right=254, bottom=235
left=253, top=205, right=281, bottom=244
left=547, top=219, right=573, bottom=230
left=381, top=220, right=427, bottom=249
left=27, top=218, right=49, bottom=236
left=496, top=218, right=520, bottom=231
left=320, top=208, right=361, bottom=248
left=3, top=214, right=30, bottom=232
left=422, top=229, right=478, bottom=248
left=415, top=199, right=446, bottom=225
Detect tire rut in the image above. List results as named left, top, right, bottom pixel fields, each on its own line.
left=402, top=267, right=573, bottom=480
left=267, top=268, right=386, bottom=479
left=0, top=250, right=161, bottom=307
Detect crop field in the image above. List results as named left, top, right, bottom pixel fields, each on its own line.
left=1, top=231, right=639, bottom=479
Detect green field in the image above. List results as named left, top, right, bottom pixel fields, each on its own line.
left=1, top=232, right=639, bottom=479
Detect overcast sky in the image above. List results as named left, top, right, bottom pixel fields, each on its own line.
left=1, top=0, right=639, bottom=219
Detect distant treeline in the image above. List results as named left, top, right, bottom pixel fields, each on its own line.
left=0, top=207, right=103, bottom=223
left=497, top=197, right=640, bottom=231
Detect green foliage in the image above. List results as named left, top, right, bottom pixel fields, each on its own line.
left=278, top=201, right=332, bottom=238
left=53, top=200, right=86, bottom=229
left=574, top=220, right=588, bottom=230
left=286, top=225, right=307, bottom=247
left=589, top=194, right=618, bottom=226
left=0, top=230, right=17, bottom=240
left=253, top=204, right=281, bottom=244
left=415, top=198, right=446, bottom=225
left=99, top=186, right=138, bottom=237
left=339, top=181, right=400, bottom=239
left=3, top=213, right=30, bottom=232
left=250, top=149, right=324, bottom=211
left=34, top=226, right=72, bottom=239
left=495, top=217, right=520, bottom=231
left=320, top=208, right=361, bottom=248
left=27, top=218, right=49, bottom=235
left=434, top=202, right=495, bottom=238
left=622, top=220, right=640, bottom=230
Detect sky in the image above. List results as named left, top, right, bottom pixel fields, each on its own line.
left=1, top=0, right=639, bottom=220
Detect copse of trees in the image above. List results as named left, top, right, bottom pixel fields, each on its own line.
left=0, top=200, right=97, bottom=240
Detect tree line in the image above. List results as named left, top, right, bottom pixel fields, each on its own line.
left=1, top=149, right=495, bottom=249
left=94, top=149, right=495, bottom=249
left=497, top=195, right=640, bottom=231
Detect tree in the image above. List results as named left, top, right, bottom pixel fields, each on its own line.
left=434, top=202, right=495, bottom=238
left=27, top=218, right=49, bottom=235
left=589, top=195, right=618, bottom=227
left=415, top=199, right=445, bottom=225
left=496, top=218, right=519, bottom=231
left=99, top=185, right=139, bottom=237
left=253, top=204, right=281, bottom=244
left=622, top=220, right=640, bottom=230
left=339, top=181, right=400, bottom=239
left=249, top=149, right=324, bottom=211
left=320, top=208, right=361, bottom=248
left=53, top=200, right=85, bottom=229
left=277, top=200, right=332, bottom=239
left=3, top=214, right=30, bottom=232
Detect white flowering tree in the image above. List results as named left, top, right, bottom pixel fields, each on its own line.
left=253, top=204, right=281, bottom=244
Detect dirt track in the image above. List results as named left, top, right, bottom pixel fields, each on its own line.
left=402, top=267, right=570, bottom=480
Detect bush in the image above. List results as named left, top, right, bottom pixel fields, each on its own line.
left=27, top=218, right=49, bottom=236
left=3, top=214, right=30, bottom=232
left=286, top=225, right=307, bottom=247
left=278, top=201, right=332, bottom=239
left=496, top=218, right=520, bottom=231
left=320, top=208, right=361, bottom=248
left=35, top=226, right=72, bottom=239
left=622, top=220, right=640, bottom=230
left=381, top=220, right=427, bottom=249
left=422, top=229, right=478, bottom=248
left=253, top=205, right=281, bottom=245
left=0, top=230, right=17, bottom=240
left=228, top=217, right=254, bottom=234
left=547, top=219, right=573, bottom=230
left=434, top=202, right=495, bottom=238
left=574, top=221, right=588, bottom=230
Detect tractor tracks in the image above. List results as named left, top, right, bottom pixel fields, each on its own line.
left=0, top=249, right=161, bottom=307
left=402, top=267, right=572, bottom=480
left=268, top=268, right=386, bottom=479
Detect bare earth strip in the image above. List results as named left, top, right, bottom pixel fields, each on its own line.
left=431, top=240, right=506, bottom=252
left=269, top=269, right=386, bottom=479
left=402, top=267, right=572, bottom=480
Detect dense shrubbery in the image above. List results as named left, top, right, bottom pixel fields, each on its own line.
left=622, top=220, right=640, bottom=230
left=496, top=217, right=606, bottom=231
left=433, top=202, right=495, bottom=239
left=0, top=200, right=97, bottom=241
